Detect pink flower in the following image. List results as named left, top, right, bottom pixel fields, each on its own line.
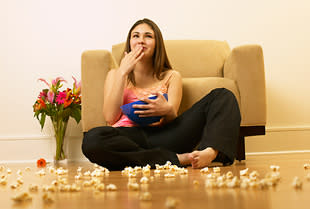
left=39, top=91, right=47, bottom=99
left=72, top=76, right=81, bottom=95
left=47, top=91, right=55, bottom=104
left=56, top=91, right=67, bottom=104
left=52, top=77, right=67, bottom=86
left=38, top=78, right=50, bottom=88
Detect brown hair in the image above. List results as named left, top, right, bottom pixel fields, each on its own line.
left=123, top=18, right=172, bottom=86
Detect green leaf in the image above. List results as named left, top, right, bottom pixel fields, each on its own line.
left=71, top=107, right=81, bottom=124
left=40, top=113, right=46, bottom=130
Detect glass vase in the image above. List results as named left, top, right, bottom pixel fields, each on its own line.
left=52, top=118, right=68, bottom=161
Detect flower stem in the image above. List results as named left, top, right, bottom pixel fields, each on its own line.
left=52, top=117, right=68, bottom=161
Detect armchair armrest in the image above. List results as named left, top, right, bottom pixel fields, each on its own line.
left=81, top=50, right=117, bottom=132
left=224, top=45, right=266, bottom=126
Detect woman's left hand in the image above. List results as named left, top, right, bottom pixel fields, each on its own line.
left=132, top=92, right=172, bottom=117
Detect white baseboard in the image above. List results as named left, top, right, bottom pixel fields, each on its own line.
left=0, top=125, right=310, bottom=163
left=0, top=135, right=88, bottom=164
left=245, top=125, right=310, bottom=153
left=246, top=150, right=310, bottom=156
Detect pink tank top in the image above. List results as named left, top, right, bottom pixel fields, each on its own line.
left=112, top=72, right=173, bottom=127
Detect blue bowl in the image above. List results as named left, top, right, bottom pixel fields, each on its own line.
left=120, top=94, right=168, bottom=126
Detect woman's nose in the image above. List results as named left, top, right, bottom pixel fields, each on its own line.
left=138, top=37, right=145, bottom=43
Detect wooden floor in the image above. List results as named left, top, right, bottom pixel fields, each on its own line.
left=1, top=153, right=310, bottom=209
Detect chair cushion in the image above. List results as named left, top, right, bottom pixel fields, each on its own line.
left=112, top=40, right=231, bottom=78
left=165, top=40, right=230, bottom=78
left=179, top=77, right=240, bottom=114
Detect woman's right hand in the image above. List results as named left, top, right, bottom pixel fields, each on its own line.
left=119, top=45, right=144, bottom=76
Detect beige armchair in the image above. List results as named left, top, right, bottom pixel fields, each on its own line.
left=81, top=40, right=266, bottom=161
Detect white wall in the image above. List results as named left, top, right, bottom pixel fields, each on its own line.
left=1, top=0, right=310, bottom=162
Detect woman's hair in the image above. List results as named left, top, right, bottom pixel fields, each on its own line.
left=123, top=18, right=172, bottom=86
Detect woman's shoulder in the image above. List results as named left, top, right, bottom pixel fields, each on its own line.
left=163, top=69, right=182, bottom=80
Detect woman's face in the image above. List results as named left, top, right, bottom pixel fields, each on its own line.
left=130, top=23, right=156, bottom=58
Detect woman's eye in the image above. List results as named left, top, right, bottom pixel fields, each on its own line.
left=133, top=35, right=139, bottom=38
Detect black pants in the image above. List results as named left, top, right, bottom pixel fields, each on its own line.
left=82, top=88, right=241, bottom=170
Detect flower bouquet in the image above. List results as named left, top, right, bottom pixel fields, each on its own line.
left=33, top=77, right=81, bottom=161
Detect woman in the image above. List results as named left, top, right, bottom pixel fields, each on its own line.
left=82, top=18, right=241, bottom=170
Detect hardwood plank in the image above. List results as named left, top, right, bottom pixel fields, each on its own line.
left=0, top=153, right=309, bottom=209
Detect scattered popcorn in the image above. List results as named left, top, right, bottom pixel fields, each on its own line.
left=58, top=177, right=68, bottom=185
left=7, top=168, right=12, bottom=174
left=142, top=165, right=151, bottom=176
left=213, top=167, right=220, bottom=173
left=155, top=164, right=164, bottom=170
left=270, top=165, right=280, bottom=172
left=17, top=169, right=22, bottom=176
left=240, top=168, right=249, bottom=176
left=25, top=167, right=31, bottom=172
left=10, top=183, right=20, bottom=189
left=249, top=171, right=259, bottom=181
left=200, top=167, right=209, bottom=174
left=306, top=173, right=310, bottom=181
left=164, top=173, right=175, bottom=178
left=292, top=176, right=302, bottom=189
left=84, top=171, right=91, bottom=177
left=75, top=174, right=83, bottom=180
left=93, top=163, right=99, bottom=168
left=154, top=170, right=161, bottom=175
left=0, top=177, right=7, bottom=185
left=240, top=179, right=250, bottom=189
left=193, top=180, right=199, bottom=186
left=0, top=165, right=4, bottom=172
left=249, top=181, right=259, bottom=188
left=140, top=192, right=152, bottom=201
left=91, top=169, right=105, bottom=177
left=178, top=168, right=188, bottom=175
left=164, top=161, right=172, bottom=170
left=28, top=184, right=39, bottom=192
left=70, top=184, right=81, bottom=192
left=56, top=167, right=68, bottom=175
left=95, top=183, right=105, bottom=191
left=226, top=177, right=239, bottom=188
left=165, top=196, right=179, bottom=209
left=42, top=193, right=54, bottom=203
left=91, top=178, right=101, bottom=186
left=206, top=173, right=217, bottom=180
left=59, top=185, right=70, bottom=192
left=51, top=180, right=58, bottom=186
left=11, top=192, right=32, bottom=202
left=48, top=166, right=55, bottom=174
left=36, top=169, right=46, bottom=176
left=205, top=179, right=217, bottom=188
left=140, top=176, right=149, bottom=184
left=258, top=179, right=269, bottom=190
left=42, top=185, right=57, bottom=192
left=106, top=184, right=117, bottom=191
left=304, top=163, right=310, bottom=169
left=17, top=177, right=24, bottom=185
left=77, top=167, right=82, bottom=173
left=226, top=171, right=234, bottom=179
left=128, top=173, right=137, bottom=178
left=127, top=182, right=139, bottom=191
left=83, top=180, right=93, bottom=187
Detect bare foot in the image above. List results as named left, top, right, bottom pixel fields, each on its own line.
left=189, top=147, right=218, bottom=169
left=177, top=153, right=191, bottom=166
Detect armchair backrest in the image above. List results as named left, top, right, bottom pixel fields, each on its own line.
left=112, top=40, right=231, bottom=78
